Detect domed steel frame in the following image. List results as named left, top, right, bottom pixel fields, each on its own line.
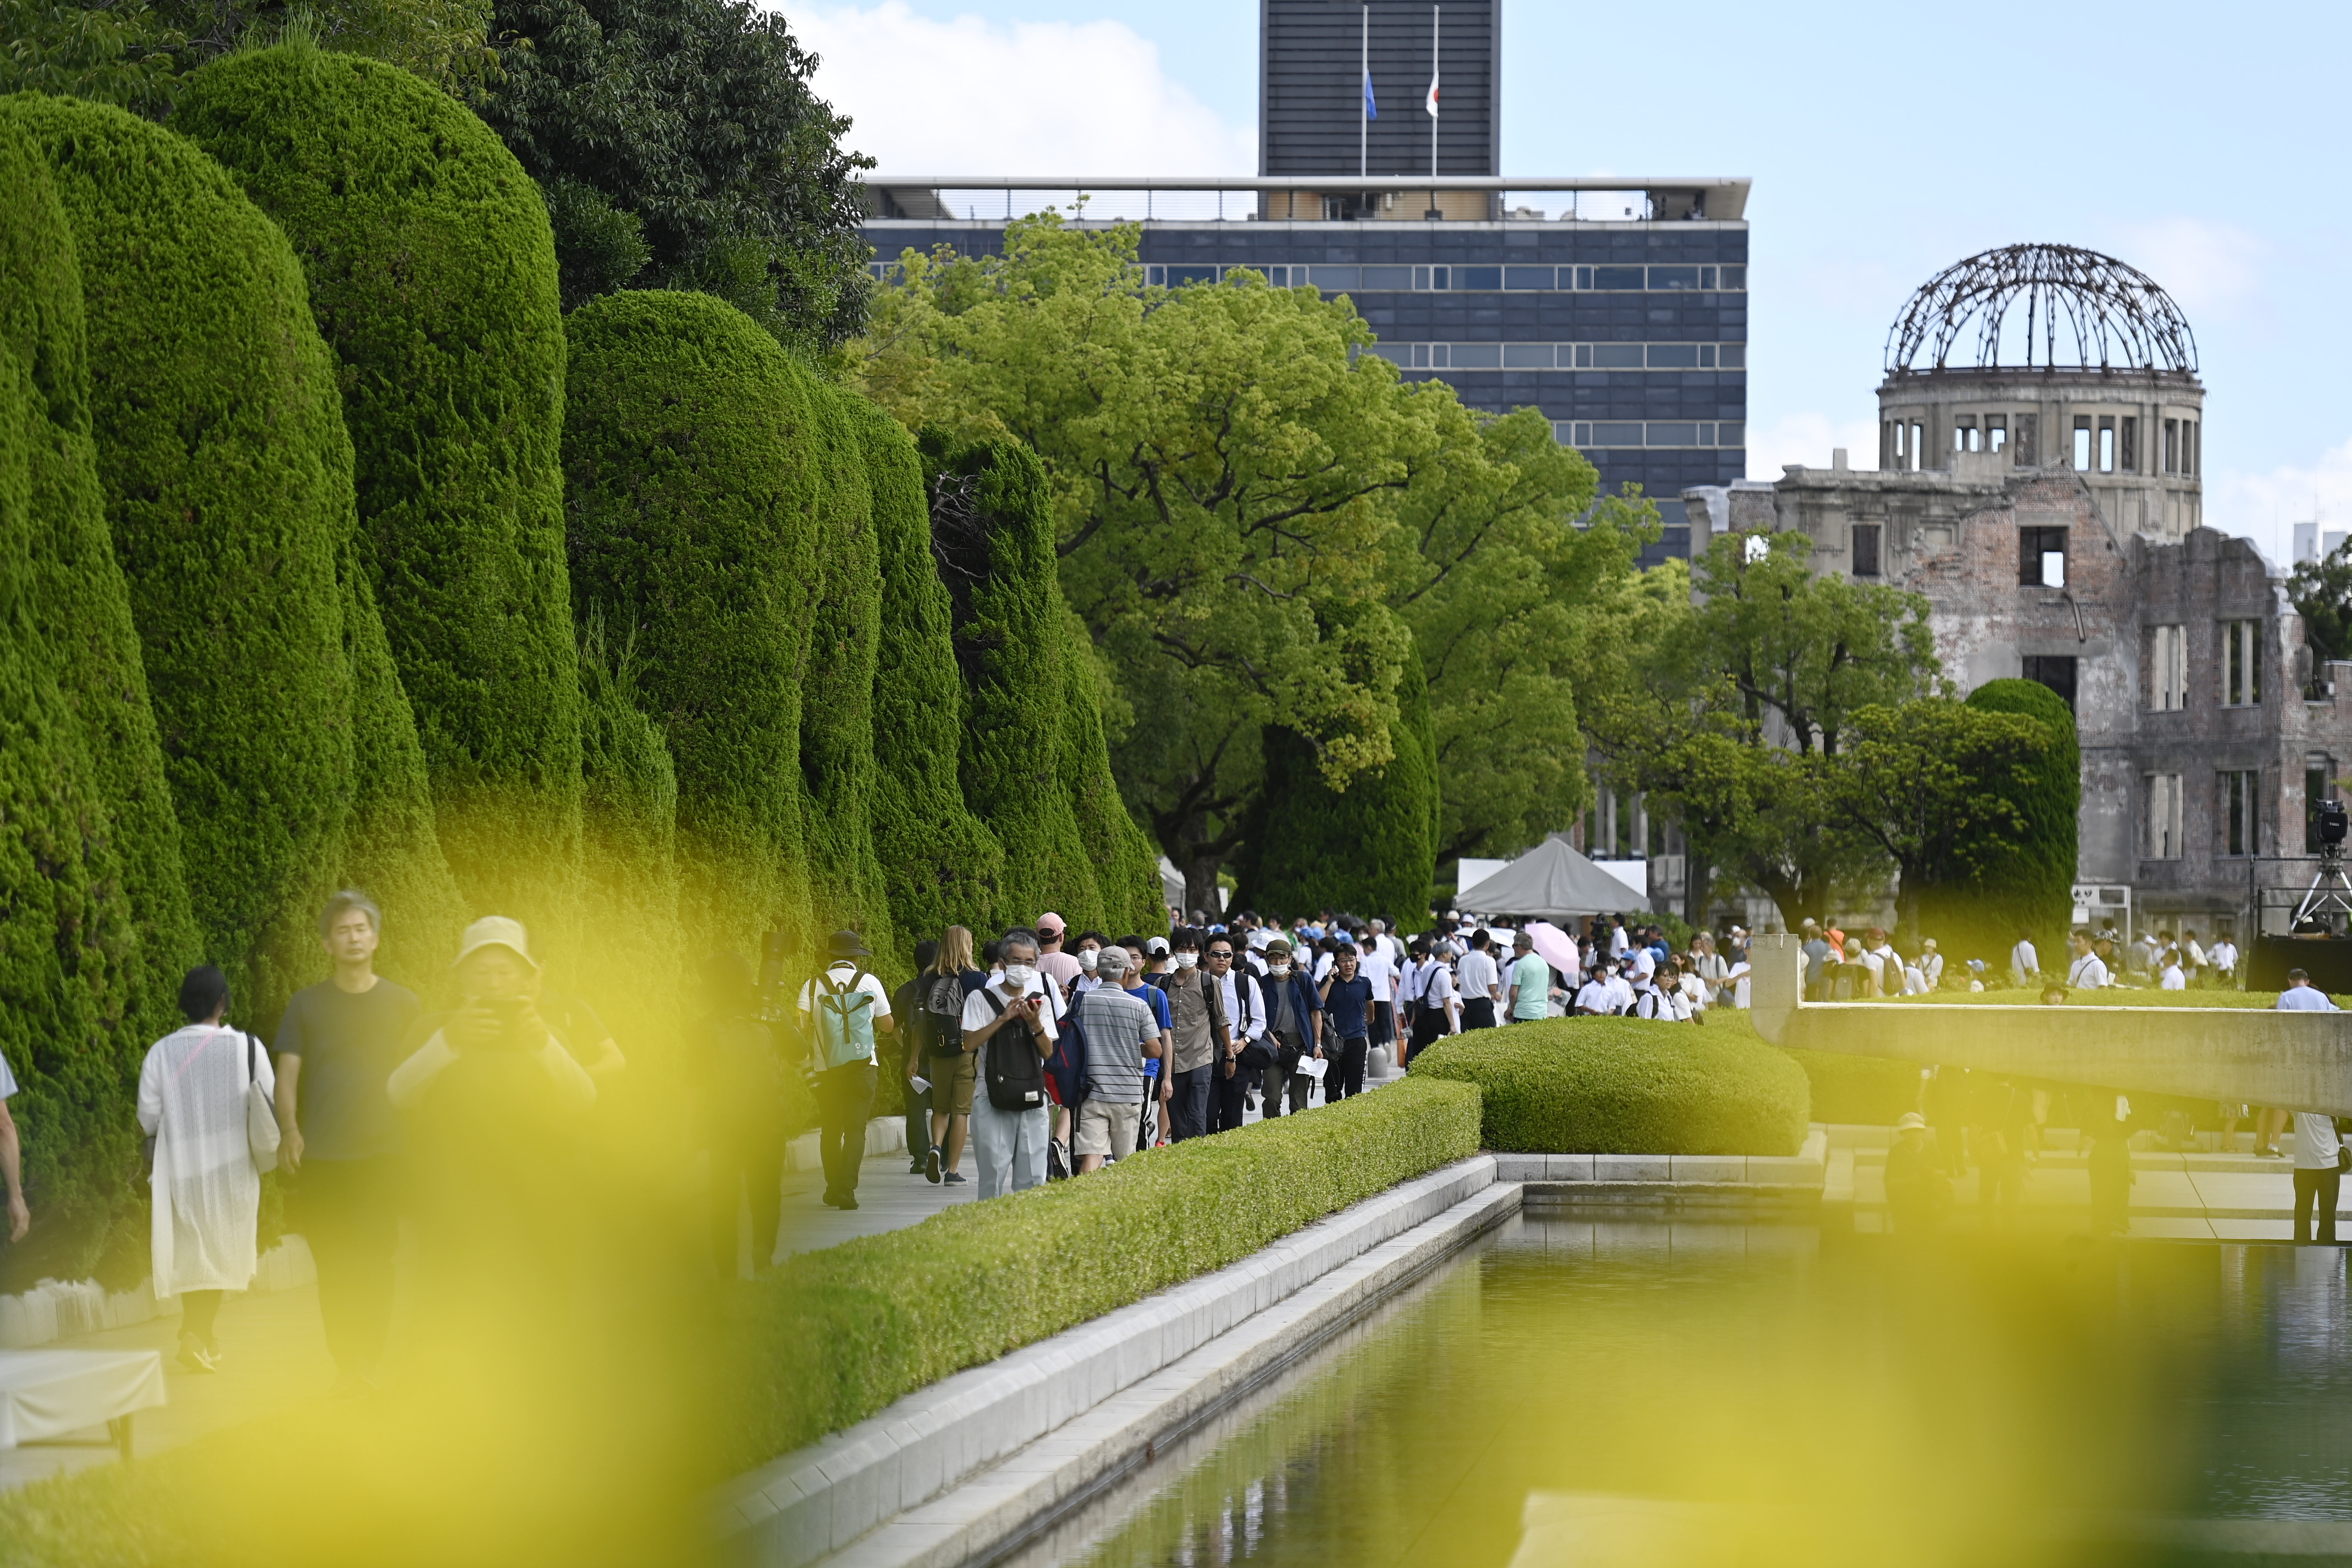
left=1883, top=243, right=2198, bottom=377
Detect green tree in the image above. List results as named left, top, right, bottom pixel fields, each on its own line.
left=0, top=0, right=184, bottom=116
left=1232, top=634, right=1439, bottom=922
left=176, top=45, right=586, bottom=947
left=1834, top=697, right=2063, bottom=943
left=575, top=612, right=683, bottom=1053
left=1588, top=531, right=1941, bottom=926
left=0, top=117, right=177, bottom=1285
left=9, top=93, right=359, bottom=1024
left=1058, top=605, right=1169, bottom=933
left=858, top=216, right=1598, bottom=910
left=1915, top=678, right=2079, bottom=968
left=477, top=0, right=870, bottom=352
left=2290, top=544, right=2352, bottom=663
left=559, top=289, right=815, bottom=963
left=853, top=397, right=1007, bottom=945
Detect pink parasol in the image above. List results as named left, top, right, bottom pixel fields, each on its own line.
left=1522, top=920, right=1583, bottom=982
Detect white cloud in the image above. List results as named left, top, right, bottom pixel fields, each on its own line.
left=2209, top=436, right=2352, bottom=572
left=1743, top=410, right=1882, bottom=482
left=778, top=2, right=1253, bottom=177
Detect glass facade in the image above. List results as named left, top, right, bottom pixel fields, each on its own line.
left=865, top=218, right=1748, bottom=564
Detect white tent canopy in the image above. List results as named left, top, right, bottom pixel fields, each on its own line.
left=1455, top=835, right=1645, bottom=920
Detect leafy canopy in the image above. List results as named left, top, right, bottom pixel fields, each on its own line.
left=853, top=213, right=1623, bottom=901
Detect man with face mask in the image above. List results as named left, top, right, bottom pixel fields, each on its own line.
left=1259, top=939, right=1323, bottom=1115
left=961, top=932, right=1057, bottom=1196
left=1160, top=929, right=1230, bottom=1141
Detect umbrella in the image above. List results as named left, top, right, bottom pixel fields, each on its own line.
left=1523, top=920, right=1583, bottom=982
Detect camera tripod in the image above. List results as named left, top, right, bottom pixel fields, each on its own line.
left=2294, top=841, right=2352, bottom=931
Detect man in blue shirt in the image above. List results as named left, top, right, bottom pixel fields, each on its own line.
left=1319, top=946, right=1376, bottom=1101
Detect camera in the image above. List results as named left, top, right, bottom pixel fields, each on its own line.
left=2321, top=798, right=2349, bottom=849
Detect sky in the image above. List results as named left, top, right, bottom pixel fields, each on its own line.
left=779, top=0, right=2352, bottom=569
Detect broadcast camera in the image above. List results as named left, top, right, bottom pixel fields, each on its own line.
left=2320, top=798, right=2349, bottom=852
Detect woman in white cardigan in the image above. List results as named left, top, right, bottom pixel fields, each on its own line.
left=139, top=965, right=273, bottom=1372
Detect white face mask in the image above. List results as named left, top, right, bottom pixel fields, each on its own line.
left=1002, top=963, right=1037, bottom=990
left=1173, top=951, right=1198, bottom=970
left=1078, top=947, right=1100, bottom=972
left=1269, top=963, right=1291, bottom=979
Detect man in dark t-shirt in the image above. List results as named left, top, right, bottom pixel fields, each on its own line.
left=1318, top=947, right=1376, bottom=1103
left=275, top=892, right=422, bottom=1390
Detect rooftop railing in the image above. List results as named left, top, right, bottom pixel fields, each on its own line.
left=864, top=175, right=1751, bottom=226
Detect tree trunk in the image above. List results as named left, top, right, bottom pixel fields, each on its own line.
left=1682, top=853, right=1713, bottom=930
left=1180, top=854, right=1223, bottom=925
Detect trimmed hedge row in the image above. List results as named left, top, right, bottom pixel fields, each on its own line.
left=9, top=94, right=357, bottom=1026
left=731, top=1076, right=1482, bottom=1464
left=1410, top=1017, right=1810, bottom=1157
left=175, top=47, right=588, bottom=945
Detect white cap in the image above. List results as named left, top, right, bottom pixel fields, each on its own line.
left=452, top=915, right=537, bottom=972
left=1146, top=935, right=1170, bottom=956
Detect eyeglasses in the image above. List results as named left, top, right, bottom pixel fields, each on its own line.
left=1207, top=949, right=1233, bottom=960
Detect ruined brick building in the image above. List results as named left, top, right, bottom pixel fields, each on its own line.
left=1682, top=244, right=2352, bottom=944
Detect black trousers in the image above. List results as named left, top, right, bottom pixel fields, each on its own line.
left=1461, top=998, right=1497, bottom=1031
left=2296, top=1165, right=2343, bottom=1242
left=708, top=1120, right=787, bottom=1275
left=1168, top=1064, right=1211, bottom=1141
left=815, top=1060, right=878, bottom=1200
left=1209, top=1061, right=1250, bottom=1133
left=1330, top=1036, right=1369, bottom=1100
left=292, top=1155, right=400, bottom=1374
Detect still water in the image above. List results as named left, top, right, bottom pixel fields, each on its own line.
left=1010, top=1215, right=2352, bottom=1568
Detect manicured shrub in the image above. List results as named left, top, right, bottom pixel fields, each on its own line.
left=559, top=289, right=814, bottom=963
left=0, top=120, right=170, bottom=1288
left=173, top=46, right=585, bottom=940
left=1410, top=1016, right=1810, bottom=1156
left=575, top=614, right=685, bottom=1054
left=1916, top=678, right=2078, bottom=970
left=1235, top=635, right=1440, bottom=922
left=6, top=93, right=362, bottom=1026
left=795, top=375, right=895, bottom=965
left=925, top=432, right=1100, bottom=928
left=732, top=1075, right=1481, bottom=1461
left=0, top=98, right=198, bottom=1045
left=1059, top=606, right=1167, bottom=934
left=855, top=399, right=1006, bottom=945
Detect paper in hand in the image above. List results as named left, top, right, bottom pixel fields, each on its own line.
left=910, top=1075, right=932, bottom=1095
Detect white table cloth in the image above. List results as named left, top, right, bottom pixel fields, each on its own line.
left=0, top=1349, right=166, bottom=1447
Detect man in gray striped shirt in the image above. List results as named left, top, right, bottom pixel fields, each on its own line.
left=1072, top=947, right=1162, bottom=1171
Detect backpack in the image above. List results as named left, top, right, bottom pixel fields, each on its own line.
left=980, top=989, right=1049, bottom=1112
left=812, top=968, right=878, bottom=1070
left=922, top=971, right=967, bottom=1056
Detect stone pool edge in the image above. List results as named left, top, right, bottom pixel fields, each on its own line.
left=719, top=1133, right=1832, bottom=1568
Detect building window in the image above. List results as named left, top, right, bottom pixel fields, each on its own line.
left=2221, top=769, right=2257, bottom=857
left=2023, top=654, right=2078, bottom=712
left=2016, top=414, right=2038, bottom=466
left=2308, top=758, right=2339, bottom=852
left=2145, top=773, right=2184, bottom=860
left=2121, top=416, right=2138, bottom=473
left=2099, top=416, right=2116, bottom=473
left=2149, top=623, right=2187, bottom=711
left=1851, top=523, right=1881, bottom=577
left=2186, top=420, right=2199, bottom=476
left=1953, top=417, right=1978, bottom=453
left=2019, top=525, right=2068, bottom=587
left=2164, top=419, right=2180, bottom=473
left=2221, top=620, right=2262, bottom=706
left=2073, top=416, right=2092, bottom=470
left=1987, top=415, right=2007, bottom=453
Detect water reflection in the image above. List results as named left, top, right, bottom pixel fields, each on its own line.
left=1015, top=1218, right=2352, bottom=1568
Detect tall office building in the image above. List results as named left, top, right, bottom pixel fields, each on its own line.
left=863, top=1, right=1749, bottom=556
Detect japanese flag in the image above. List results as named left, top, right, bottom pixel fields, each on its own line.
left=1425, top=72, right=1439, bottom=117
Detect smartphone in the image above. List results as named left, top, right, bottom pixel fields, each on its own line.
left=478, top=996, right=526, bottom=1048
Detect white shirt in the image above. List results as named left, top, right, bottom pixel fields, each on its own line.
left=1358, top=948, right=1398, bottom=1001
left=2210, top=940, right=2239, bottom=971
left=1609, top=926, right=1630, bottom=956
left=0, top=1048, right=14, bottom=1099
left=1604, top=975, right=1634, bottom=1013
left=1313, top=950, right=1336, bottom=983
left=1920, top=952, right=1944, bottom=990
left=2294, top=1111, right=2347, bottom=1169
left=1215, top=969, right=1264, bottom=1042
left=1458, top=948, right=1499, bottom=1001
left=2011, top=939, right=2038, bottom=982
left=961, top=975, right=1061, bottom=1040
left=1421, top=964, right=1457, bottom=1015
left=2278, top=984, right=2339, bottom=1012
left=2159, top=963, right=2185, bottom=990
left=139, top=1024, right=279, bottom=1295
left=1629, top=947, right=1656, bottom=980
left=2067, top=952, right=2109, bottom=989
left=797, top=963, right=894, bottom=1018
left=1574, top=979, right=1611, bottom=1014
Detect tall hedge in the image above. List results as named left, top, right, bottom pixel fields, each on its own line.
left=6, top=95, right=362, bottom=1026
left=795, top=377, right=894, bottom=965
left=576, top=614, right=684, bottom=1054
left=1234, top=636, right=1439, bottom=921
left=855, top=400, right=1004, bottom=944
left=0, top=120, right=167, bottom=1287
left=924, top=433, right=1100, bottom=929
left=0, top=98, right=196, bottom=1045
left=1059, top=607, right=1167, bottom=933
left=1919, top=677, right=2080, bottom=969
left=559, top=290, right=814, bottom=963
left=173, top=46, right=585, bottom=945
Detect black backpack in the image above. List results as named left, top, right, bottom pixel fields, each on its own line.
left=980, top=989, right=1048, bottom=1112
left=923, top=971, right=966, bottom=1056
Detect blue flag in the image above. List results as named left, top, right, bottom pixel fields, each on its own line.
left=1364, top=69, right=1378, bottom=119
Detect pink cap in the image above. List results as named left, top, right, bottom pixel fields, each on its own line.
left=1037, top=912, right=1066, bottom=937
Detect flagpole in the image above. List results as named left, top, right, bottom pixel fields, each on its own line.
left=1360, top=5, right=1368, bottom=180
left=1429, top=5, right=1439, bottom=183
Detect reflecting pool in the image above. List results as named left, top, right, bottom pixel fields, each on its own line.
left=1010, top=1216, right=2352, bottom=1568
